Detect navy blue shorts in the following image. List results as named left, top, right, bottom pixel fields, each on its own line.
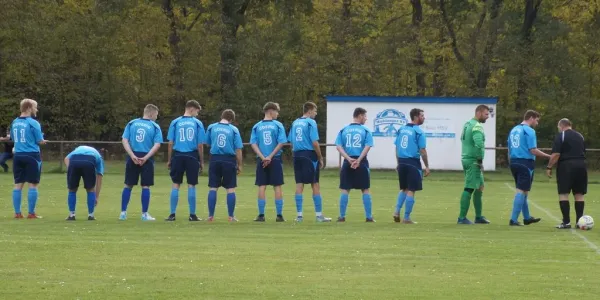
left=510, top=159, right=535, bottom=192
left=293, top=150, right=319, bottom=184
left=67, top=155, right=97, bottom=190
left=255, top=156, right=284, bottom=186
left=339, top=157, right=370, bottom=190
left=208, top=155, right=237, bottom=189
left=13, top=152, right=42, bottom=184
left=170, top=151, right=200, bottom=185
left=125, top=151, right=154, bottom=186
left=397, top=158, right=423, bottom=191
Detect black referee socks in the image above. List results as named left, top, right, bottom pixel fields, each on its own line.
left=559, top=201, right=570, bottom=224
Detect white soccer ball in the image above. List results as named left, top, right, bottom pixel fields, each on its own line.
left=577, top=215, right=594, bottom=230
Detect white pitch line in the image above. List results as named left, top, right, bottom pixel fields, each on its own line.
left=504, top=182, right=600, bottom=255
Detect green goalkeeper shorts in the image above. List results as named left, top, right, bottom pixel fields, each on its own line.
left=462, top=160, right=484, bottom=189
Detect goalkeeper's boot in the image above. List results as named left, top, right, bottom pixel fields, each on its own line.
left=523, top=216, right=541, bottom=225
left=474, top=216, right=490, bottom=224
left=457, top=218, right=474, bottom=225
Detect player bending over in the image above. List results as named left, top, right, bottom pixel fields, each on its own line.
left=10, top=99, right=47, bottom=219
left=335, top=107, right=375, bottom=222
left=250, top=102, right=288, bottom=222
left=165, top=100, right=205, bottom=222
left=205, top=109, right=244, bottom=222
left=120, top=104, right=163, bottom=221
left=394, top=108, right=429, bottom=224
left=288, top=102, right=332, bottom=222
left=64, top=146, right=104, bottom=221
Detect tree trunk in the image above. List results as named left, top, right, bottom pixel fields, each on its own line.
left=162, top=0, right=185, bottom=112
left=341, top=0, right=352, bottom=94
left=432, top=27, right=446, bottom=96
left=411, top=0, right=426, bottom=96
left=515, top=0, right=542, bottom=114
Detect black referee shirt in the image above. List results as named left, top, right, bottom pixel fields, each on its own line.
left=551, top=129, right=585, bottom=162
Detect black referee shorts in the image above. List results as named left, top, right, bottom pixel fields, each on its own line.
left=556, top=160, right=587, bottom=195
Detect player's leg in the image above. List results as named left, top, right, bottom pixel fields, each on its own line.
left=223, top=160, right=238, bottom=222
left=555, top=163, right=573, bottom=229
left=140, top=160, right=155, bottom=221
left=206, top=159, right=221, bottom=221
left=356, top=160, right=373, bottom=222
left=254, top=158, right=267, bottom=221
left=573, top=163, right=587, bottom=226
left=362, top=189, right=374, bottom=222
left=293, top=155, right=305, bottom=221
left=185, top=156, right=201, bottom=221
left=120, top=157, right=139, bottom=220
left=24, top=154, right=42, bottom=219
left=337, top=160, right=351, bottom=222
left=402, top=166, right=421, bottom=224
left=310, top=155, right=331, bottom=222
left=271, top=157, right=285, bottom=222
left=394, top=162, right=408, bottom=222
left=166, top=156, right=183, bottom=221
left=65, top=162, right=80, bottom=220
left=82, top=163, right=98, bottom=220
left=508, top=163, right=526, bottom=226
left=521, top=165, right=540, bottom=225
left=458, top=161, right=476, bottom=224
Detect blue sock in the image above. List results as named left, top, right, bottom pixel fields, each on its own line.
left=227, top=193, right=236, bottom=217
left=511, top=192, right=525, bottom=222
left=339, top=193, right=349, bottom=217
left=87, top=192, right=96, bottom=215
left=170, top=188, right=179, bottom=214
left=275, top=199, right=283, bottom=215
left=208, top=190, right=217, bottom=217
left=27, top=188, right=38, bottom=214
left=12, top=189, right=22, bottom=214
left=522, top=194, right=530, bottom=220
left=404, top=196, right=415, bottom=220
left=188, top=186, right=196, bottom=215
left=313, top=194, right=323, bottom=214
left=121, top=187, right=132, bottom=211
left=141, top=188, right=150, bottom=213
left=68, top=191, right=76, bottom=213
left=258, top=199, right=266, bottom=215
left=295, top=194, right=303, bottom=214
left=362, top=193, right=373, bottom=219
left=395, top=191, right=407, bottom=215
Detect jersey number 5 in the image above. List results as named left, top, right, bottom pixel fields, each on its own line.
left=263, top=131, right=272, bottom=145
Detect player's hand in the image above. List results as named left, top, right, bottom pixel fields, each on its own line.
left=424, top=167, right=431, bottom=177
left=39, top=140, right=48, bottom=145
left=138, top=157, right=148, bottom=166
left=319, top=158, right=324, bottom=169
left=546, top=168, right=552, bottom=178
left=262, top=157, right=271, bottom=168
left=237, top=165, right=242, bottom=175
left=167, top=160, right=171, bottom=169
left=199, top=162, right=204, bottom=174
left=95, top=198, right=98, bottom=207
left=350, top=159, right=360, bottom=169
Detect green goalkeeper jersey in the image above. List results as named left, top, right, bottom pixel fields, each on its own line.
left=461, top=118, right=485, bottom=161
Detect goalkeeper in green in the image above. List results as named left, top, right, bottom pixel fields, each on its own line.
left=458, top=105, right=491, bottom=225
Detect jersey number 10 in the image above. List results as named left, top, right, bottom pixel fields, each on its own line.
left=178, top=128, right=195, bottom=142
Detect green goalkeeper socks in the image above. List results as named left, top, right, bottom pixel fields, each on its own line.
left=459, top=191, right=472, bottom=219
left=473, top=190, right=483, bottom=218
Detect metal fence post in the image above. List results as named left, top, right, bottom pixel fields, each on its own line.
left=59, top=141, right=64, bottom=172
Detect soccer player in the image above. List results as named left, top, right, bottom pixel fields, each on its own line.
left=64, top=145, right=104, bottom=221
left=507, top=110, right=550, bottom=226
left=250, top=102, right=287, bottom=222
left=10, top=99, right=47, bottom=219
left=165, top=100, right=205, bottom=222
left=288, top=102, right=332, bottom=222
left=457, top=105, right=491, bottom=225
left=546, top=118, right=588, bottom=229
left=0, top=128, right=14, bottom=172
left=205, top=109, right=243, bottom=222
left=119, top=104, right=163, bottom=221
left=335, top=107, right=375, bottom=222
left=394, top=108, right=429, bottom=224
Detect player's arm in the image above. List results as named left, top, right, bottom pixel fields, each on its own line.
left=234, top=130, right=244, bottom=174
left=355, top=130, right=373, bottom=164
left=122, top=138, right=138, bottom=160
left=528, top=131, right=550, bottom=159
left=95, top=174, right=103, bottom=204
left=334, top=131, right=353, bottom=162
left=310, top=122, right=324, bottom=168
left=546, top=133, right=563, bottom=177
left=249, top=128, right=266, bottom=160
left=167, top=142, right=173, bottom=168
left=166, top=122, right=176, bottom=168
left=33, top=121, right=47, bottom=145
left=471, top=127, right=485, bottom=161
left=64, top=157, right=70, bottom=168
left=417, top=132, right=430, bottom=176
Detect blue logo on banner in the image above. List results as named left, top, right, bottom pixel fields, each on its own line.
left=373, top=109, right=407, bottom=137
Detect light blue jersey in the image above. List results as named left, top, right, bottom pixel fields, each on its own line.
left=205, top=122, right=243, bottom=156
left=67, top=146, right=105, bottom=175
left=10, top=117, right=44, bottom=153
left=288, top=117, right=319, bottom=152
left=335, top=123, right=374, bottom=157
left=122, top=118, right=163, bottom=153
left=395, top=124, right=426, bottom=159
left=508, top=124, right=537, bottom=160
left=167, top=116, right=205, bottom=153
left=250, top=120, right=287, bottom=157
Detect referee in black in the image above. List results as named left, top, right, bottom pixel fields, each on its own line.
left=546, top=118, right=587, bottom=229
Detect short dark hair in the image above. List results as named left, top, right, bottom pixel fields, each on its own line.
left=263, top=102, right=280, bottom=112
left=353, top=107, right=367, bottom=118
left=221, top=109, right=236, bottom=122
left=303, top=102, right=317, bottom=113
left=410, top=108, right=424, bottom=121
left=185, top=100, right=201, bottom=110
left=558, top=118, right=572, bottom=127
left=523, top=110, right=540, bottom=120
left=475, top=105, right=489, bottom=113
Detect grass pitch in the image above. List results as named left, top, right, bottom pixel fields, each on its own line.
left=0, top=162, right=599, bottom=299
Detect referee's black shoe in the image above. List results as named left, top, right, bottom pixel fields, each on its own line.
left=555, top=222, right=571, bottom=229
left=523, top=216, right=541, bottom=225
